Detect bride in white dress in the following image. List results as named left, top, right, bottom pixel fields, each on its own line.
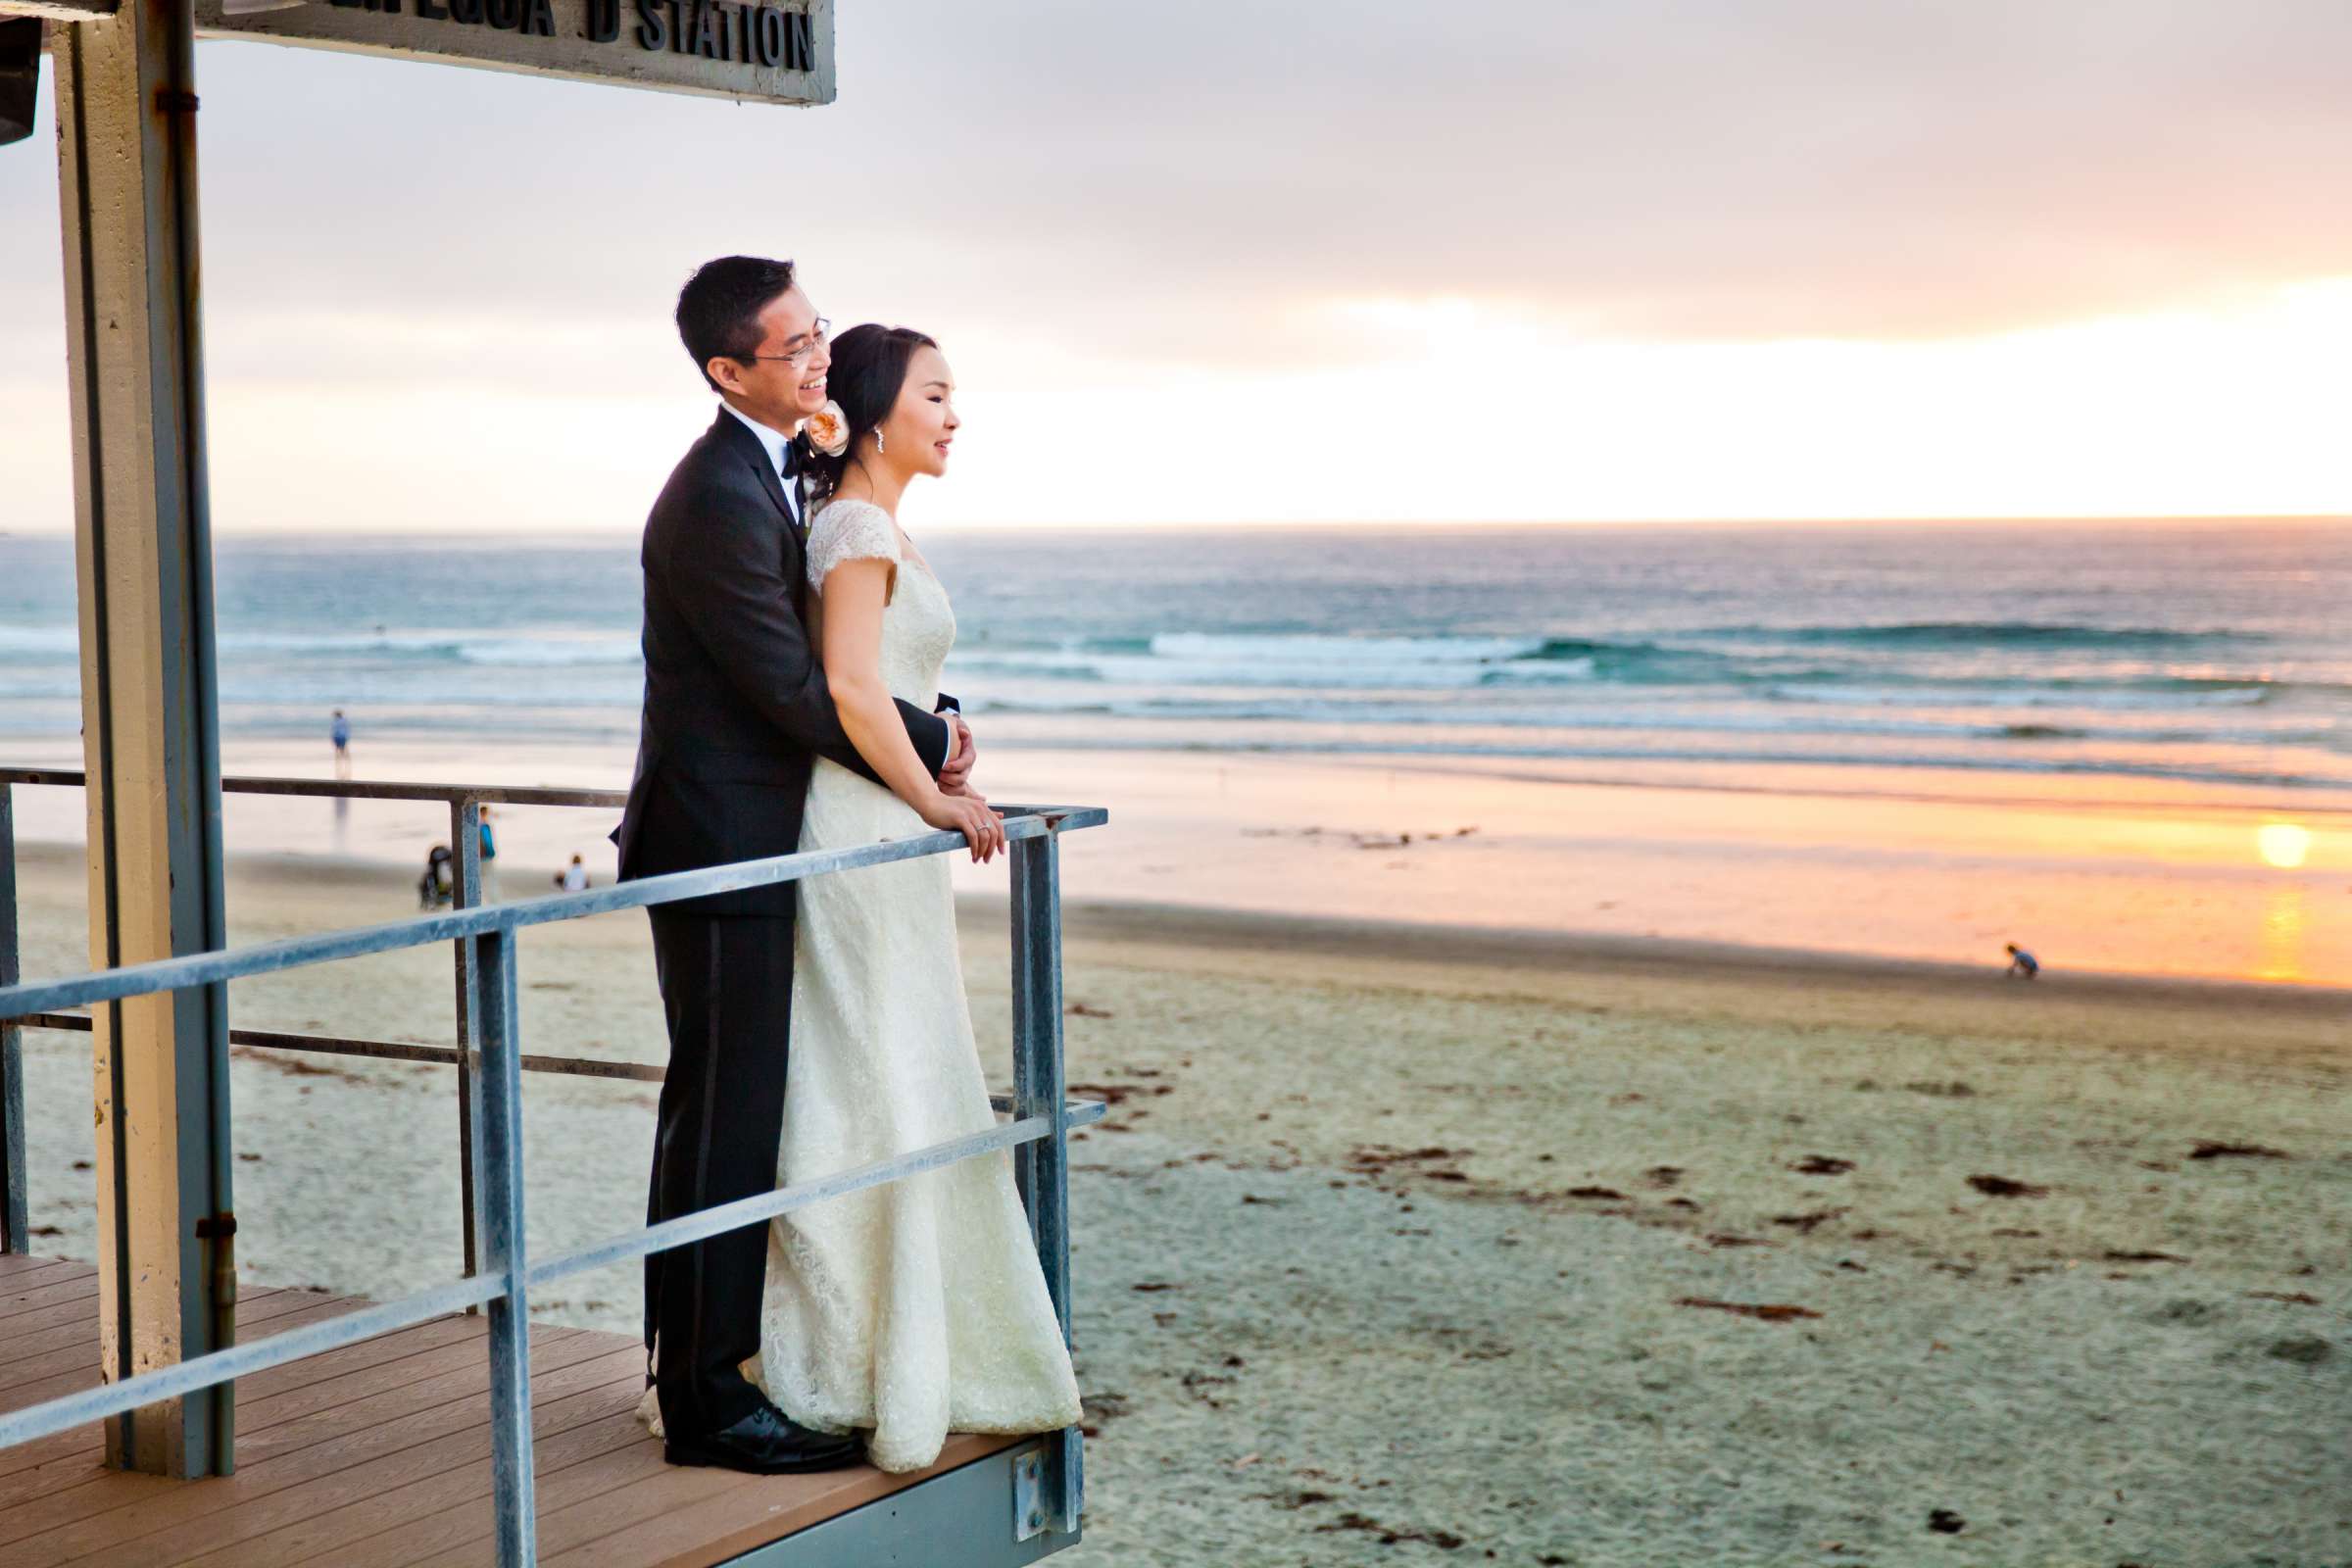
left=750, top=324, right=1081, bottom=1472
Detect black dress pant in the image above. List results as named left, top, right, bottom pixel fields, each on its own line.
left=644, top=906, right=795, bottom=1438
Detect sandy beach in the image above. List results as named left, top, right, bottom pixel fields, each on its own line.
left=7, top=841, right=2346, bottom=1565
left=9, top=737, right=2346, bottom=985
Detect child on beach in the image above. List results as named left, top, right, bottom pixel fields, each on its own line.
left=419, top=844, right=453, bottom=907
left=2005, top=942, right=2039, bottom=979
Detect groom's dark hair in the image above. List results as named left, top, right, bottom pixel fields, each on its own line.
left=676, top=255, right=796, bottom=393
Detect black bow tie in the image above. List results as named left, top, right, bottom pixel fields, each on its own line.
left=779, top=436, right=806, bottom=479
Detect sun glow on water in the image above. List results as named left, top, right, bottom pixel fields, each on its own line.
left=2256, top=822, right=2313, bottom=869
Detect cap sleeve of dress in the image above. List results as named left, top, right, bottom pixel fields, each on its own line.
left=806, top=499, right=902, bottom=592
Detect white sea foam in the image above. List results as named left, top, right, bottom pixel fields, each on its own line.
left=1773, top=683, right=2275, bottom=711
left=953, top=632, right=1592, bottom=691
left=4, top=523, right=2348, bottom=796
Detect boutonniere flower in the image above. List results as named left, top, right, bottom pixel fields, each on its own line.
left=805, top=400, right=850, bottom=457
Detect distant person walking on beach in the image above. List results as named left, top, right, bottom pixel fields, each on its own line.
left=330, top=709, right=352, bottom=778
left=477, top=807, right=499, bottom=899
left=555, top=854, right=589, bottom=892
left=2005, top=943, right=2039, bottom=979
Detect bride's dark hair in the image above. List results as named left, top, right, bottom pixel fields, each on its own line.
left=807, top=323, right=940, bottom=504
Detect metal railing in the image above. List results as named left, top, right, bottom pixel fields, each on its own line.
left=4, top=769, right=699, bottom=1284
left=0, top=769, right=1105, bottom=1564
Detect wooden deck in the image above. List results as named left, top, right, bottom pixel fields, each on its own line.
left=0, top=1253, right=1032, bottom=1566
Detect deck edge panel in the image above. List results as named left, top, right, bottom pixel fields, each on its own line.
left=535, top=1432, right=1032, bottom=1568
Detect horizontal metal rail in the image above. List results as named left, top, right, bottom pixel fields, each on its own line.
left=19, top=1012, right=677, bottom=1080
left=0, top=807, right=1106, bottom=1022
left=519, top=1108, right=1090, bottom=1292
left=14, top=1011, right=1100, bottom=1121
left=0, top=766, right=628, bottom=808
left=0, top=1273, right=510, bottom=1446
left=0, top=770, right=1105, bottom=1554
left=0, top=1102, right=1093, bottom=1451
left=2, top=767, right=1084, bottom=825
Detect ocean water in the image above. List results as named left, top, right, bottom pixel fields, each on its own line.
left=1, top=519, right=2348, bottom=799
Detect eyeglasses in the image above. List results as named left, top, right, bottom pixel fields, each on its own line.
left=748, top=318, right=830, bottom=368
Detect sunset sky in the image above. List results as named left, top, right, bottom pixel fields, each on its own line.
left=3, top=0, right=2350, bottom=531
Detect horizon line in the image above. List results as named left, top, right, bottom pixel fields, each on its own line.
left=3, top=511, right=2349, bottom=540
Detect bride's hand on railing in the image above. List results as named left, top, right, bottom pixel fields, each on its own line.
left=922, top=788, right=1006, bottom=862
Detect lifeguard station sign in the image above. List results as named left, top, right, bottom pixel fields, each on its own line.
left=189, top=0, right=833, bottom=104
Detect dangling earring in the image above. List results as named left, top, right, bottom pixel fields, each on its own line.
left=874, top=428, right=887, bottom=456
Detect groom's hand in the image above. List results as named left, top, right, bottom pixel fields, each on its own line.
left=938, top=714, right=976, bottom=796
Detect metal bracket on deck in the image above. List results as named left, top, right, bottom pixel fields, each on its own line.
left=1012, top=1446, right=1047, bottom=1541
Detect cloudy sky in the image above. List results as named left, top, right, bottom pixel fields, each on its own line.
left=3, top=0, right=2351, bottom=530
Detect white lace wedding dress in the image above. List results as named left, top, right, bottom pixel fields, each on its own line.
left=748, top=497, right=1079, bottom=1472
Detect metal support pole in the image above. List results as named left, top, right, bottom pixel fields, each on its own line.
left=0, top=784, right=26, bottom=1254
left=451, top=796, right=483, bottom=1294
left=1009, top=829, right=1080, bottom=1535
left=53, top=0, right=233, bottom=1477
left=472, top=924, right=535, bottom=1566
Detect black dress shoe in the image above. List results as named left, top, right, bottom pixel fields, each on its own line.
left=664, top=1400, right=866, bottom=1474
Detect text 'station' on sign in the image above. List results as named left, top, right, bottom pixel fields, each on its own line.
left=191, top=0, right=833, bottom=105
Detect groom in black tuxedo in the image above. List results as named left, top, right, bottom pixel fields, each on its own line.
left=614, top=256, right=973, bottom=1473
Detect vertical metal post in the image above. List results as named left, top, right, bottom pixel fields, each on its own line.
left=1009, top=828, right=1081, bottom=1534
left=0, top=784, right=26, bottom=1254
left=472, top=923, right=535, bottom=1566
left=54, top=0, right=234, bottom=1477
left=451, top=796, right=482, bottom=1294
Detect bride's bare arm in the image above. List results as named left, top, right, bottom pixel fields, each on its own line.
left=818, top=558, right=1005, bottom=861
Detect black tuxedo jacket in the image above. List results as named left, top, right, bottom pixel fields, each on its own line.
left=613, top=409, right=952, bottom=917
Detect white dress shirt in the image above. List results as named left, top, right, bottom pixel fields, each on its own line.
left=721, top=400, right=803, bottom=532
